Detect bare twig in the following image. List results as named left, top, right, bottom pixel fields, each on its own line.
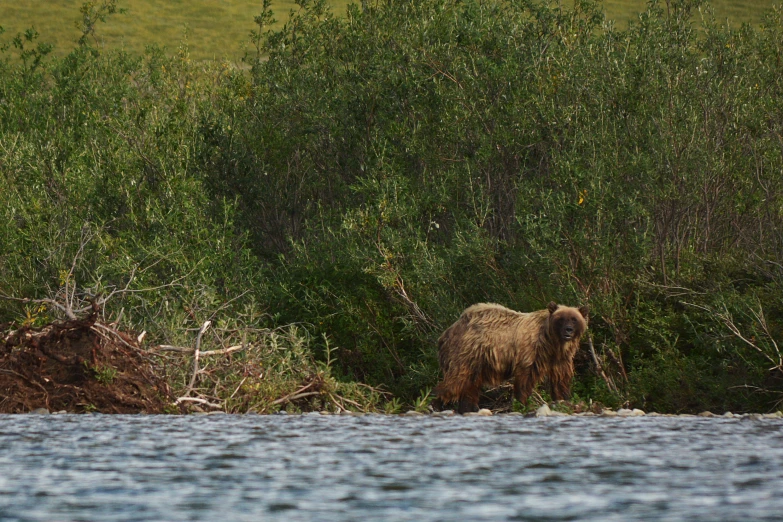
left=328, top=393, right=345, bottom=412
left=229, top=377, right=248, bottom=400
left=184, top=321, right=212, bottom=396
left=90, top=322, right=137, bottom=351
left=271, top=381, right=318, bottom=405
left=334, top=394, right=366, bottom=412
left=587, top=334, right=618, bottom=394
left=271, top=391, right=321, bottom=405
left=749, top=305, right=782, bottom=369
left=682, top=301, right=783, bottom=373
left=155, top=345, right=194, bottom=353
left=155, top=344, right=246, bottom=356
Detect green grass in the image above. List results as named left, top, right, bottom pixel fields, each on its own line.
left=0, top=0, right=349, bottom=61
left=0, top=0, right=776, bottom=62
left=602, top=0, right=776, bottom=27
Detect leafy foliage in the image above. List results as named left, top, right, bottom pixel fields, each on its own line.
left=2, top=0, right=783, bottom=411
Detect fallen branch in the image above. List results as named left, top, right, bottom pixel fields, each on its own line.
left=328, top=392, right=345, bottom=412
left=184, top=321, right=211, bottom=396
left=174, top=396, right=223, bottom=409
left=271, top=391, right=321, bottom=405
left=156, top=345, right=193, bottom=353
left=155, top=344, right=246, bottom=356
left=271, top=381, right=319, bottom=405
left=335, top=394, right=366, bottom=412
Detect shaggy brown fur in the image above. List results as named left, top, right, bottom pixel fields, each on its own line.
left=435, top=302, right=588, bottom=413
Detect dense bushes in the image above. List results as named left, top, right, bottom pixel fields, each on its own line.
left=1, top=0, right=782, bottom=411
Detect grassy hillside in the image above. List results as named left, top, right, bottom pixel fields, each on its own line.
left=0, top=0, right=348, bottom=61
left=0, top=0, right=776, bottom=61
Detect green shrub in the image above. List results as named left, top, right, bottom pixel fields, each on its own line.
left=2, top=0, right=783, bottom=411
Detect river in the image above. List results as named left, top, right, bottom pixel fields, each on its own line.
left=1, top=413, right=782, bottom=521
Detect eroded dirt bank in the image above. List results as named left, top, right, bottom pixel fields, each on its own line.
left=0, top=316, right=171, bottom=413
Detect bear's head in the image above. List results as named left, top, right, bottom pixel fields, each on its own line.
left=547, top=302, right=589, bottom=342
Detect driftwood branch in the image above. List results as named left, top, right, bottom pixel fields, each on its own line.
left=184, top=321, right=212, bottom=396
left=155, top=344, right=246, bottom=356
left=174, top=396, right=223, bottom=409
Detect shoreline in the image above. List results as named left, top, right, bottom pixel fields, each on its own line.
left=16, top=407, right=783, bottom=419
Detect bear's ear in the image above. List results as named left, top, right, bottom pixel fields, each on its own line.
left=547, top=302, right=559, bottom=314
left=578, top=305, right=589, bottom=321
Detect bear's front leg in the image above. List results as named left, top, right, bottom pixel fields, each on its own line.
left=512, top=365, right=540, bottom=406
left=457, top=383, right=481, bottom=413
left=549, top=364, right=574, bottom=401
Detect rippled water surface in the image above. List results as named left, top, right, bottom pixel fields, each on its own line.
left=1, top=414, right=783, bottom=521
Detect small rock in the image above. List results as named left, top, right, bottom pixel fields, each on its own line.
left=30, top=408, right=50, bottom=415
left=505, top=412, right=523, bottom=416
left=742, top=414, right=763, bottom=421
left=477, top=408, right=493, bottom=416
left=276, top=410, right=288, bottom=415
left=549, top=411, right=568, bottom=417
left=432, top=410, right=455, bottom=417
left=319, top=410, right=332, bottom=415
left=698, top=411, right=715, bottom=417
left=762, top=413, right=779, bottom=419
left=404, top=410, right=424, bottom=416
left=576, top=412, right=595, bottom=416
left=722, top=412, right=735, bottom=418
left=772, top=411, right=783, bottom=418
left=646, top=412, right=661, bottom=417
left=52, top=410, right=68, bottom=415
left=601, top=409, right=618, bottom=417
left=631, top=409, right=646, bottom=416
left=536, top=404, right=552, bottom=417
left=617, top=408, right=634, bottom=416
left=339, top=410, right=353, bottom=416
left=463, top=412, right=480, bottom=417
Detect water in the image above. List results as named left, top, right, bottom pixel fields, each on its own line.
left=1, top=414, right=782, bottom=521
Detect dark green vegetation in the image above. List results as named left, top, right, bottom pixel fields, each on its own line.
left=2, top=0, right=783, bottom=413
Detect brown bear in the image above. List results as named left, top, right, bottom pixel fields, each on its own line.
left=435, top=302, right=588, bottom=413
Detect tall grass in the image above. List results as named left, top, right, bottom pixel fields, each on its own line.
left=1, top=0, right=352, bottom=61
left=0, top=0, right=775, bottom=61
